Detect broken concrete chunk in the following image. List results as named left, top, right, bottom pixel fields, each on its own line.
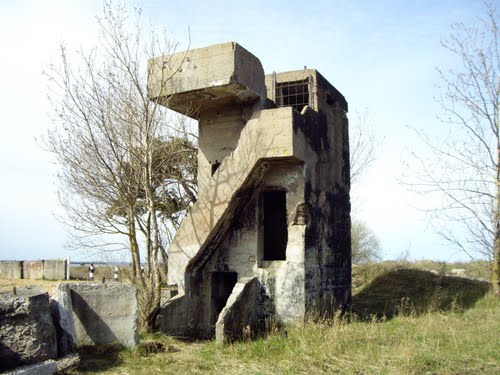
left=0, top=288, right=57, bottom=372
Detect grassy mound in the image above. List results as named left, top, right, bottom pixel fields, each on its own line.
left=352, top=268, right=490, bottom=319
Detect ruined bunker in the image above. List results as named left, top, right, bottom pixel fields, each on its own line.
left=148, top=42, right=351, bottom=342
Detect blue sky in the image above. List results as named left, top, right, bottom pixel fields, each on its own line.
left=0, top=0, right=492, bottom=261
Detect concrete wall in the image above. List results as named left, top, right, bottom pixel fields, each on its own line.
left=43, top=260, right=67, bottom=280
left=0, top=260, right=67, bottom=280
left=0, top=261, right=22, bottom=279
left=200, top=163, right=307, bottom=329
left=23, top=261, right=45, bottom=280
left=69, top=284, right=138, bottom=348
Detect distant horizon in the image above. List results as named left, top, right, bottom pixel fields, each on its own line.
left=0, top=257, right=489, bottom=265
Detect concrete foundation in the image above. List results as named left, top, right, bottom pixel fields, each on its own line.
left=149, top=42, right=351, bottom=342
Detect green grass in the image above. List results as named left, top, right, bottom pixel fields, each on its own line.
left=64, top=262, right=499, bottom=375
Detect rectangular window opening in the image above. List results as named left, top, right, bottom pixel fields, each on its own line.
left=262, top=191, right=288, bottom=261
left=275, top=79, right=310, bottom=112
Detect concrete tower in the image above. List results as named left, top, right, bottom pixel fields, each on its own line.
left=147, top=42, right=351, bottom=342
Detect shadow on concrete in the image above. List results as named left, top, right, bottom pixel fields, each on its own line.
left=70, top=291, right=118, bottom=345
left=0, top=342, right=22, bottom=371
left=351, top=268, right=490, bottom=320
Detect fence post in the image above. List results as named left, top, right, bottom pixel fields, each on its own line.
left=66, top=256, right=70, bottom=280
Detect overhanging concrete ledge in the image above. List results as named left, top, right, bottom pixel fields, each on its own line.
left=147, top=42, right=266, bottom=117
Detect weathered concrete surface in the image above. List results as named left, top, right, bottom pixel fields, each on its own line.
left=0, top=288, right=57, bottom=372
left=0, top=260, right=67, bottom=281
left=215, top=277, right=263, bottom=345
left=0, top=261, right=22, bottom=279
left=55, top=353, right=80, bottom=373
left=22, top=261, right=44, bottom=280
left=50, top=284, right=76, bottom=356
left=167, top=107, right=305, bottom=291
left=3, top=360, right=57, bottom=375
left=42, top=260, right=66, bottom=280
left=69, top=283, right=139, bottom=348
left=155, top=294, right=189, bottom=338
left=148, top=42, right=267, bottom=117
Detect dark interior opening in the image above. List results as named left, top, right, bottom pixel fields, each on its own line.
left=211, top=271, right=237, bottom=325
left=263, top=191, right=288, bottom=260
left=275, top=79, right=309, bottom=112
left=211, top=160, right=221, bottom=176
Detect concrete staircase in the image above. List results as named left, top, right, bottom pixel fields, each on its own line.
left=167, top=107, right=306, bottom=290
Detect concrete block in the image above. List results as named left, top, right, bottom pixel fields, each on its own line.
left=0, top=288, right=57, bottom=371
left=69, top=283, right=139, bottom=348
left=0, top=261, right=22, bottom=279
left=156, top=294, right=190, bottom=337
left=50, top=284, right=76, bottom=356
left=148, top=42, right=266, bottom=116
left=23, top=261, right=44, bottom=280
left=216, top=277, right=259, bottom=345
left=43, top=259, right=66, bottom=280
left=4, top=360, right=57, bottom=375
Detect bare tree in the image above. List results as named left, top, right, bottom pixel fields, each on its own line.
left=405, top=2, right=499, bottom=294
left=44, top=0, right=197, bottom=330
left=350, top=108, right=380, bottom=186
left=350, top=108, right=383, bottom=262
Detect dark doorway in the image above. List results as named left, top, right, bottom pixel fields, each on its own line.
left=262, top=190, right=288, bottom=260
left=211, top=272, right=237, bottom=325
